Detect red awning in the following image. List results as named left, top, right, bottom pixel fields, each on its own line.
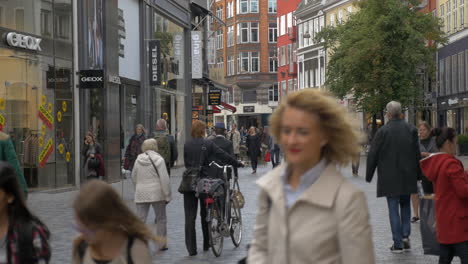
left=212, top=106, right=221, bottom=113
left=219, top=102, right=237, bottom=113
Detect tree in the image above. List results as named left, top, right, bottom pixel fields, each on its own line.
left=317, top=0, right=446, bottom=120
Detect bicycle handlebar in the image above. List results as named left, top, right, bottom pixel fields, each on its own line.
left=209, top=161, right=234, bottom=169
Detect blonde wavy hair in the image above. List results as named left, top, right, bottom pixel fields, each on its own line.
left=270, top=89, right=362, bottom=166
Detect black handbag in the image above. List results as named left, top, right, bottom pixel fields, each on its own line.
left=178, top=142, right=206, bottom=193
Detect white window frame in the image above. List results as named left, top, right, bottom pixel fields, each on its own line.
left=280, top=46, right=286, bottom=66
left=269, top=51, right=278, bottom=72
left=217, top=30, right=223, bottom=49
left=250, top=0, right=259, bottom=13
left=304, top=21, right=309, bottom=46
left=299, top=23, right=303, bottom=48
left=240, top=0, right=248, bottom=14
left=338, top=10, right=343, bottom=24
left=280, top=15, right=286, bottom=36
left=287, top=13, right=293, bottom=29
left=281, top=81, right=287, bottom=99
left=217, top=57, right=224, bottom=71
left=251, top=52, right=260, bottom=72
left=454, top=0, right=458, bottom=31
left=330, top=13, right=335, bottom=27
left=268, top=0, right=277, bottom=13
left=440, top=4, right=445, bottom=30
left=228, top=26, right=234, bottom=47
left=250, top=22, right=259, bottom=42
left=240, top=22, right=249, bottom=43
left=269, top=23, right=278, bottom=43
left=347, top=6, right=353, bottom=16
left=447, top=1, right=451, bottom=33
left=227, top=55, right=234, bottom=76
left=269, top=84, right=279, bottom=102
left=461, top=0, right=465, bottom=27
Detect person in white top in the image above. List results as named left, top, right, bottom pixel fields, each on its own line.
left=132, top=138, right=171, bottom=251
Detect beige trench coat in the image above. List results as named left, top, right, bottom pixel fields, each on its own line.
left=248, top=163, right=375, bottom=264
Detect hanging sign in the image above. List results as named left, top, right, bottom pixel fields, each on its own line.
left=57, top=111, right=62, bottom=123
left=148, top=40, right=161, bottom=86
left=208, top=88, right=221, bottom=106
left=62, top=101, right=67, bottom=112
left=66, top=152, right=71, bottom=162
left=38, top=105, right=54, bottom=129
left=0, top=98, right=5, bottom=110
left=79, top=70, right=104, bottom=89
left=38, top=139, right=54, bottom=168
left=191, top=31, right=203, bottom=79
left=0, top=114, right=5, bottom=131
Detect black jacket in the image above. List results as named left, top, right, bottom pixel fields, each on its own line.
left=366, top=119, right=422, bottom=197
left=246, top=134, right=261, bottom=158
left=184, top=138, right=241, bottom=177
left=211, top=136, right=234, bottom=157
left=167, top=134, right=178, bottom=167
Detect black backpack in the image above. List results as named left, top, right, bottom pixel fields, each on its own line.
left=87, top=156, right=100, bottom=170
left=78, top=236, right=134, bottom=264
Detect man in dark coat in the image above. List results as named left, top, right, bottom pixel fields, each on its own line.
left=210, top=122, right=237, bottom=179
left=366, top=101, right=422, bottom=253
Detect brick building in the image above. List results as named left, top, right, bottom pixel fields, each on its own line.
left=277, top=0, right=301, bottom=99
left=209, top=0, right=278, bottom=128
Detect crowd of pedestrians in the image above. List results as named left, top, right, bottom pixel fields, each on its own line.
left=0, top=88, right=467, bottom=263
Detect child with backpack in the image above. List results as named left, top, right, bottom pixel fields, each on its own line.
left=72, top=180, right=159, bottom=264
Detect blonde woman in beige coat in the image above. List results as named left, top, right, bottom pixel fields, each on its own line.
left=248, top=89, right=375, bottom=264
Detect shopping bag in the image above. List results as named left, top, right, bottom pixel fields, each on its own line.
left=264, top=150, right=271, bottom=162
left=420, top=197, right=440, bottom=256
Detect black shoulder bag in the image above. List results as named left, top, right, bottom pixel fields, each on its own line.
left=178, top=141, right=206, bottom=193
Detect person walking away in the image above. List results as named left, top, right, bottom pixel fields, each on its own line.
left=246, top=127, right=261, bottom=174
left=211, top=123, right=236, bottom=177
left=411, top=121, right=438, bottom=224
left=228, top=123, right=241, bottom=160
left=0, top=162, right=50, bottom=264
left=261, top=127, right=272, bottom=165
left=0, top=132, right=28, bottom=197
left=131, top=138, right=171, bottom=251
left=248, top=89, right=375, bottom=264
left=153, top=119, right=177, bottom=176
left=123, top=124, right=147, bottom=172
left=269, top=135, right=281, bottom=168
left=181, top=120, right=243, bottom=256
left=366, top=101, right=422, bottom=253
left=420, top=127, right=468, bottom=264
left=82, top=132, right=105, bottom=180
left=72, top=180, right=156, bottom=264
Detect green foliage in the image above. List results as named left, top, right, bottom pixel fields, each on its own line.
left=458, top=134, right=468, bottom=145
left=316, top=0, right=446, bottom=116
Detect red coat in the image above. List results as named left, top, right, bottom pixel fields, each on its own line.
left=420, top=153, right=468, bottom=244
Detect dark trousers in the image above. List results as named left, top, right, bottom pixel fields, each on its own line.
left=183, top=192, right=209, bottom=255
left=165, top=162, right=171, bottom=177
left=439, top=242, right=468, bottom=264
left=250, top=155, right=258, bottom=171
left=352, top=157, right=360, bottom=174
left=271, top=149, right=280, bottom=168
left=386, top=195, right=411, bottom=248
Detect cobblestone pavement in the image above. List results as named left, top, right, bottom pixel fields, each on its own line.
left=28, top=158, right=466, bottom=263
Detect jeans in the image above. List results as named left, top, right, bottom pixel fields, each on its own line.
left=135, top=201, right=167, bottom=246
left=386, top=195, right=411, bottom=248
left=183, top=192, right=209, bottom=255
left=439, top=242, right=468, bottom=264
left=271, top=149, right=280, bottom=168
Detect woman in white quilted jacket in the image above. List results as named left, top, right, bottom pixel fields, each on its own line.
left=132, top=138, right=171, bottom=251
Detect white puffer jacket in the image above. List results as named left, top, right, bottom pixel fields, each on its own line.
left=131, top=151, right=171, bottom=203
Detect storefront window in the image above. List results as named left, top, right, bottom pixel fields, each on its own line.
left=0, top=0, right=74, bottom=189
left=150, top=11, right=186, bottom=163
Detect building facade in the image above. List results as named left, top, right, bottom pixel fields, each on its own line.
left=296, top=0, right=326, bottom=91
left=210, top=0, right=278, bottom=129
left=277, top=0, right=301, bottom=100
left=436, top=0, right=468, bottom=134
left=0, top=0, right=74, bottom=189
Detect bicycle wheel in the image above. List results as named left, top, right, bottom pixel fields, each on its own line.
left=230, top=199, right=243, bottom=247
left=208, top=202, right=224, bottom=257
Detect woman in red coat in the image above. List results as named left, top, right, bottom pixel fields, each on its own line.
left=420, top=127, right=468, bottom=264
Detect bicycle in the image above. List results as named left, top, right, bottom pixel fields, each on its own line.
left=203, top=161, right=243, bottom=257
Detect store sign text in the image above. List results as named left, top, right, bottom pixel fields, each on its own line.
left=38, top=105, right=54, bottom=129
left=6, top=32, right=42, bottom=51
left=148, top=40, right=161, bottom=86
left=39, top=139, right=54, bottom=168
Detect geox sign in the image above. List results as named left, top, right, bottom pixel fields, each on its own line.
left=79, top=70, right=104, bottom=89
left=6, top=32, right=42, bottom=51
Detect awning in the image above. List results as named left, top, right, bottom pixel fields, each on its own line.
left=190, top=2, right=226, bottom=27
left=213, top=102, right=237, bottom=113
